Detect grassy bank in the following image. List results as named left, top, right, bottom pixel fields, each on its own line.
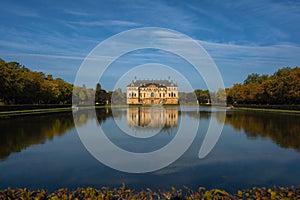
left=0, top=104, right=72, bottom=112
left=0, top=107, right=72, bottom=118
left=231, top=106, right=300, bottom=115
left=0, top=106, right=101, bottom=118
left=1, top=185, right=300, bottom=199
left=232, top=104, right=300, bottom=111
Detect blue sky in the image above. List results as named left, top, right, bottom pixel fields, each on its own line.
left=1, top=0, right=300, bottom=91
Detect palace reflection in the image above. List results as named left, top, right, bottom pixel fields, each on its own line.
left=126, top=107, right=178, bottom=131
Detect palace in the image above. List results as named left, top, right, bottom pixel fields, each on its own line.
left=126, top=78, right=179, bottom=105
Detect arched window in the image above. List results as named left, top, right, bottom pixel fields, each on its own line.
left=151, top=92, right=154, bottom=97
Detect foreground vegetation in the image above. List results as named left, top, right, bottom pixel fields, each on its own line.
left=1, top=185, right=300, bottom=199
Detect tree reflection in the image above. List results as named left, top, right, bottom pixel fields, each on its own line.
left=0, top=113, right=74, bottom=159
left=2, top=108, right=298, bottom=161
left=0, top=110, right=101, bottom=160
left=224, top=111, right=300, bottom=151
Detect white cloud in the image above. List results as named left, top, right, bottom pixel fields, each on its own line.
left=69, top=20, right=139, bottom=27
left=200, top=41, right=300, bottom=67
left=1, top=53, right=85, bottom=61
left=61, top=9, right=92, bottom=17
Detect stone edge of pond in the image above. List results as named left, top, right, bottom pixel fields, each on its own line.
left=1, top=185, right=300, bottom=199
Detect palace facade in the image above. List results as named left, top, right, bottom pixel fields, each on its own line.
left=126, top=78, right=178, bottom=105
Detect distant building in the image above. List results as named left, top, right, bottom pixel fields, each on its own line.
left=126, top=78, right=178, bottom=105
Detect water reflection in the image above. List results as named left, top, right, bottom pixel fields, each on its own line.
left=95, top=107, right=113, bottom=124
left=0, top=113, right=75, bottom=160
left=1, top=107, right=299, bottom=162
left=224, top=110, right=300, bottom=151
left=126, top=107, right=178, bottom=131
left=0, top=110, right=109, bottom=160
left=0, top=107, right=300, bottom=192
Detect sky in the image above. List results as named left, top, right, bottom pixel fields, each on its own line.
left=0, top=0, right=300, bottom=91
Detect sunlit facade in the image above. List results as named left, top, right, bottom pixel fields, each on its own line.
left=126, top=78, right=178, bottom=105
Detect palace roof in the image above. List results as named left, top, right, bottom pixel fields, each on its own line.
left=127, top=79, right=178, bottom=87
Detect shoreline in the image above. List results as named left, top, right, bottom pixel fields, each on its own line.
left=0, top=107, right=73, bottom=118
left=231, top=106, right=300, bottom=115
left=1, top=104, right=300, bottom=118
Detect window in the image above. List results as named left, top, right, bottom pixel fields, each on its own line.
left=151, top=92, right=154, bottom=97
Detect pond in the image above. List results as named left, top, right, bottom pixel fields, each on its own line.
left=0, top=106, right=299, bottom=193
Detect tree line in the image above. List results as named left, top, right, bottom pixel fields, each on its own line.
left=226, top=67, right=300, bottom=104
left=0, top=59, right=111, bottom=105
left=0, top=59, right=73, bottom=104
left=0, top=58, right=299, bottom=105
left=184, top=67, right=299, bottom=105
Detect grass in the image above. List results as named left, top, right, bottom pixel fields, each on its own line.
left=0, top=106, right=98, bottom=118
left=0, top=107, right=71, bottom=117
left=232, top=106, right=300, bottom=115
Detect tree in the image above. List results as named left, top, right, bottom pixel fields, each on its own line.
left=194, top=89, right=210, bottom=104
left=111, top=88, right=126, bottom=105
left=96, top=83, right=102, bottom=90
left=228, top=67, right=300, bottom=105
left=0, top=59, right=74, bottom=104
left=244, top=73, right=268, bottom=85
left=95, top=83, right=109, bottom=105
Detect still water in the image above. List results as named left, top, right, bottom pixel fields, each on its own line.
left=0, top=107, right=299, bottom=192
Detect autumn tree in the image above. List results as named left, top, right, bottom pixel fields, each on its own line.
left=227, top=67, right=299, bottom=105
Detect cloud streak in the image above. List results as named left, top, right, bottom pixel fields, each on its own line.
left=69, top=20, right=140, bottom=27
left=201, top=41, right=300, bottom=68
